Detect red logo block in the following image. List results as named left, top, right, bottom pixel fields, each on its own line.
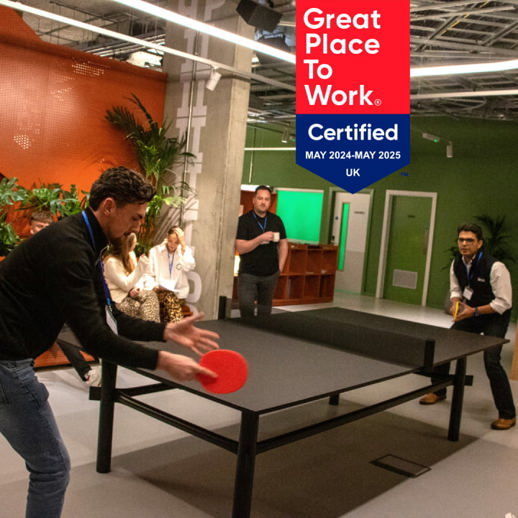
left=296, top=0, right=409, bottom=115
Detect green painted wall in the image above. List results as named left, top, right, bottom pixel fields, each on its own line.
left=243, top=117, right=518, bottom=313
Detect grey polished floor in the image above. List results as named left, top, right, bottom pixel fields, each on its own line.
left=2, top=293, right=518, bottom=518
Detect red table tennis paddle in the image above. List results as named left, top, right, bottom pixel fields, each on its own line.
left=196, top=349, right=248, bottom=394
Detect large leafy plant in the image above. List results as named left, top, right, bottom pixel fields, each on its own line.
left=0, top=176, right=27, bottom=208
left=0, top=213, right=19, bottom=256
left=0, top=177, right=87, bottom=256
left=0, top=177, right=27, bottom=255
left=60, top=184, right=89, bottom=218
left=474, top=214, right=515, bottom=264
left=20, top=183, right=87, bottom=219
left=105, top=93, right=193, bottom=187
left=106, top=93, right=195, bottom=250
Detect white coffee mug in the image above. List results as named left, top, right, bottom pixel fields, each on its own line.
left=273, top=232, right=280, bottom=242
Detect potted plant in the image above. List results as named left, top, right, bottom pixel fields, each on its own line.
left=106, top=93, right=194, bottom=251
left=0, top=177, right=27, bottom=256
left=474, top=214, right=515, bottom=264
left=20, top=182, right=88, bottom=220
left=0, top=213, right=19, bottom=256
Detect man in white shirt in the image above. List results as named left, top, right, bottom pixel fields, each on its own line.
left=420, top=223, right=515, bottom=430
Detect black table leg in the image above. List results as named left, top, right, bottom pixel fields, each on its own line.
left=97, top=361, right=117, bottom=473
left=448, top=357, right=467, bottom=441
left=328, top=394, right=340, bottom=405
left=232, top=411, right=259, bottom=518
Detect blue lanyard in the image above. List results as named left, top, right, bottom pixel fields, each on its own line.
left=82, top=211, right=112, bottom=307
left=167, top=250, right=175, bottom=276
left=465, top=251, right=482, bottom=287
left=253, top=212, right=267, bottom=232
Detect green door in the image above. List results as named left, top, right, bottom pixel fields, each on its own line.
left=383, top=196, right=432, bottom=305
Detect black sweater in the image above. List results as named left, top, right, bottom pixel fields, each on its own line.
left=0, top=209, right=163, bottom=368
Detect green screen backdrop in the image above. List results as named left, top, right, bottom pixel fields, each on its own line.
left=275, top=189, right=324, bottom=244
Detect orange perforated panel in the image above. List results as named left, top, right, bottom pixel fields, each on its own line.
left=0, top=6, right=167, bottom=195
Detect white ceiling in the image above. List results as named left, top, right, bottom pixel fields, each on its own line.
left=12, top=0, right=518, bottom=123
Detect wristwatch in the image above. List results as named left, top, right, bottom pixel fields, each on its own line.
left=473, top=307, right=480, bottom=317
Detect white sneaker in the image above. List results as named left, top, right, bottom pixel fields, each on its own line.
left=85, top=367, right=101, bottom=387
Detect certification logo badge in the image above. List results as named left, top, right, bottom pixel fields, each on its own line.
left=296, top=0, right=410, bottom=193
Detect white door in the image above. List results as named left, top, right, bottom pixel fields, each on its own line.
left=331, top=192, right=372, bottom=293
left=375, top=190, right=437, bottom=306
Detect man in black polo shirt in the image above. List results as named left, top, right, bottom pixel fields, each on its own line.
left=420, top=223, right=515, bottom=430
left=236, top=185, right=288, bottom=317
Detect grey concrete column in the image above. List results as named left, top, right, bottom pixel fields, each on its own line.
left=162, top=0, right=252, bottom=318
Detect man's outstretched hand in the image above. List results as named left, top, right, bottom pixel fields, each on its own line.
left=163, top=313, right=220, bottom=356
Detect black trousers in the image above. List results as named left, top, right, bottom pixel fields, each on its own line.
left=238, top=271, right=279, bottom=318
left=432, top=311, right=515, bottom=419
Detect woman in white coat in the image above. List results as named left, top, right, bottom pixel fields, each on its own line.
left=140, top=227, right=195, bottom=323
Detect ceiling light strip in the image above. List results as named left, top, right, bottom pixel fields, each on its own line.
left=0, top=0, right=295, bottom=92
left=411, top=59, right=518, bottom=77
left=413, top=88, right=518, bottom=99
left=109, top=0, right=296, bottom=64
left=112, top=0, right=518, bottom=77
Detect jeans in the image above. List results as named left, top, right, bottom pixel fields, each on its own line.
left=238, top=271, right=280, bottom=317
left=431, top=311, right=515, bottom=419
left=0, top=359, right=70, bottom=518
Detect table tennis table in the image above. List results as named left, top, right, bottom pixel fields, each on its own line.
left=71, top=306, right=507, bottom=518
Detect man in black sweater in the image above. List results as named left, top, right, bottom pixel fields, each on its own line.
left=29, top=209, right=102, bottom=386
left=419, top=223, right=515, bottom=430
left=0, top=167, right=218, bottom=518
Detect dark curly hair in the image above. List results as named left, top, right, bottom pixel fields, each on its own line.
left=457, top=223, right=483, bottom=241
left=89, top=167, right=155, bottom=210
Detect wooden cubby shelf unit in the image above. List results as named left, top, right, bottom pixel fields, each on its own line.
left=233, top=243, right=338, bottom=307
left=274, top=243, right=338, bottom=305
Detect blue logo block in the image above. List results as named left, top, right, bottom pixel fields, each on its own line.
left=296, top=114, right=410, bottom=193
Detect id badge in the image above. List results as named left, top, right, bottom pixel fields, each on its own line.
left=463, top=287, right=473, bottom=301
left=105, top=305, right=118, bottom=335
